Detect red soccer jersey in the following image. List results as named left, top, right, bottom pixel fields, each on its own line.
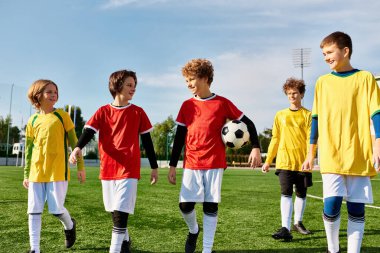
left=85, top=104, right=153, bottom=180
left=176, top=94, right=243, bottom=169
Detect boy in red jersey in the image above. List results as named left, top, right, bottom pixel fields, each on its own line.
left=302, top=31, right=380, bottom=253
left=168, top=58, right=262, bottom=253
left=69, top=69, right=158, bottom=253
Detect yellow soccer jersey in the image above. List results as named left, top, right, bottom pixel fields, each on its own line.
left=25, top=109, right=74, bottom=182
left=312, top=70, right=380, bottom=176
left=265, top=107, right=311, bottom=171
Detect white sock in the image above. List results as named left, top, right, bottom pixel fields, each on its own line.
left=323, top=213, right=341, bottom=253
left=347, top=218, right=365, bottom=253
left=202, top=214, right=218, bottom=253
left=181, top=209, right=199, bottom=234
left=29, top=214, right=41, bottom=253
left=56, top=209, right=73, bottom=230
left=281, top=195, right=293, bottom=230
left=109, top=227, right=126, bottom=253
left=294, top=196, right=307, bottom=224
left=123, top=227, right=130, bottom=242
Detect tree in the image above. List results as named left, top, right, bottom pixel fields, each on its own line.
left=0, top=115, right=20, bottom=143
left=150, top=116, right=176, bottom=160
left=63, top=105, right=86, bottom=138
left=258, top=127, right=272, bottom=153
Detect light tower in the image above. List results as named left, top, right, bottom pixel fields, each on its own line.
left=292, top=48, right=311, bottom=80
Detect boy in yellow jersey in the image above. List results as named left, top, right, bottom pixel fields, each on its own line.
left=23, top=79, right=85, bottom=253
left=302, top=31, right=380, bottom=253
left=262, top=78, right=312, bottom=241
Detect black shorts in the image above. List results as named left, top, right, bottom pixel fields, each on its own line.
left=275, top=169, right=313, bottom=198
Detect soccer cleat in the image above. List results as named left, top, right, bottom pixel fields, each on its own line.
left=120, top=239, right=132, bottom=253
left=292, top=221, right=312, bottom=235
left=185, top=229, right=200, bottom=253
left=272, top=227, right=293, bottom=241
left=64, top=218, right=76, bottom=248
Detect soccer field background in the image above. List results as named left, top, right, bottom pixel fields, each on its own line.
left=0, top=166, right=379, bottom=253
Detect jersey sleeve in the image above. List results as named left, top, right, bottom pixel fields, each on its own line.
left=368, top=73, right=380, bottom=117
left=265, top=113, right=280, bottom=164
left=176, top=102, right=188, bottom=126
left=224, top=98, right=243, bottom=120
left=61, top=110, right=75, bottom=132
left=85, top=108, right=103, bottom=132
left=139, top=108, right=153, bottom=134
left=311, top=79, right=321, bottom=118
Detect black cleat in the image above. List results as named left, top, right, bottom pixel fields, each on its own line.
left=64, top=218, right=76, bottom=248
left=272, top=227, right=293, bottom=242
left=292, top=221, right=312, bottom=235
left=185, top=229, right=200, bottom=253
left=120, top=239, right=132, bottom=253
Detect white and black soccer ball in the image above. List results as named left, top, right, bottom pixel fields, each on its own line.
left=221, top=120, right=250, bottom=149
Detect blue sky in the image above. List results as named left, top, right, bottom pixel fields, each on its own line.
left=1, top=0, right=380, bottom=132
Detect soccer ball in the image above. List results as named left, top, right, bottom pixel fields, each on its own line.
left=221, top=120, right=250, bottom=149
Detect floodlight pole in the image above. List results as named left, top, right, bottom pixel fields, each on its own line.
left=292, top=48, right=311, bottom=80
left=5, top=84, right=14, bottom=166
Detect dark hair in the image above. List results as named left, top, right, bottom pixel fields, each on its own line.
left=282, top=77, right=306, bottom=95
left=182, top=58, right=214, bottom=85
left=320, top=31, right=352, bottom=59
left=109, top=70, right=137, bottom=98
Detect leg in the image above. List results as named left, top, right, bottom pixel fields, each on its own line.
left=202, top=202, right=218, bottom=253
left=293, top=173, right=311, bottom=234
left=278, top=170, right=293, bottom=231
left=323, top=196, right=343, bottom=253
left=346, top=202, right=365, bottom=253
left=110, top=210, right=129, bottom=253
left=28, top=213, right=42, bottom=253
left=180, top=202, right=199, bottom=253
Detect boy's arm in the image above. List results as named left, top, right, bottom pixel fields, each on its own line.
left=371, top=113, right=380, bottom=171
left=263, top=116, right=280, bottom=169
left=69, top=127, right=96, bottom=164
left=141, top=132, right=159, bottom=185
left=23, top=136, right=34, bottom=188
left=168, top=125, right=187, bottom=184
left=302, top=116, right=318, bottom=171
left=240, top=116, right=261, bottom=168
left=67, top=128, right=86, bottom=183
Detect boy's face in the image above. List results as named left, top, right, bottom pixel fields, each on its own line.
left=40, top=83, right=58, bottom=108
left=286, top=88, right=303, bottom=106
left=322, top=43, right=350, bottom=72
left=119, top=76, right=136, bottom=100
left=185, top=76, right=210, bottom=97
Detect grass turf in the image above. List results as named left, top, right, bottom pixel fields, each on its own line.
left=0, top=166, right=379, bottom=252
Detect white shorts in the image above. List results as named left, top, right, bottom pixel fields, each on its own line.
left=180, top=168, right=224, bottom=203
left=322, top=174, right=373, bottom=204
left=102, top=179, right=138, bottom=214
left=27, top=181, right=68, bottom=214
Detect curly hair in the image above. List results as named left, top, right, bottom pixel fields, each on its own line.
left=109, top=69, right=137, bottom=98
left=282, top=77, right=306, bottom=95
left=182, top=58, right=214, bottom=85
left=27, top=79, right=59, bottom=109
left=320, top=31, right=352, bottom=59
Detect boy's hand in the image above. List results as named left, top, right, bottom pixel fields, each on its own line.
left=77, top=170, right=86, bottom=183
left=22, top=179, right=29, bottom=189
left=150, top=168, right=158, bottom=185
left=302, top=153, right=314, bottom=172
left=373, top=139, right=380, bottom=172
left=248, top=148, right=262, bottom=168
left=262, top=163, right=270, bottom=173
left=168, top=166, right=176, bottom=185
left=69, top=147, right=82, bottom=164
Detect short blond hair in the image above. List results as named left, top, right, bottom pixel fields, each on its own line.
left=27, top=79, right=59, bottom=109
left=182, top=58, right=214, bottom=85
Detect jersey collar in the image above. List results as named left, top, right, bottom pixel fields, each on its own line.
left=193, top=93, right=216, bottom=101
left=331, top=69, right=360, bottom=77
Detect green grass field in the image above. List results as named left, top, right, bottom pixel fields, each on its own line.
left=0, top=166, right=379, bottom=253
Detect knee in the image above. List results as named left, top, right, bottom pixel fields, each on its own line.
left=203, top=202, right=218, bottom=217
left=323, top=196, right=343, bottom=217
left=295, top=190, right=307, bottom=199
left=112, top=210, right=129, bottom=228
left=179, top=202, right=195, bottom=214
left=347, top=202, right=365, bottom=218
